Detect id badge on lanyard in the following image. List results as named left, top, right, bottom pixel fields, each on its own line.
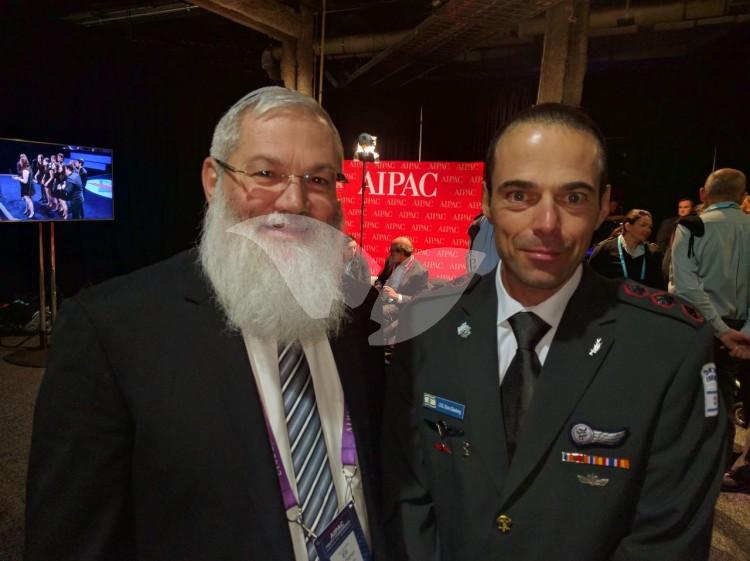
left=264, top=405, right=372, bottom=560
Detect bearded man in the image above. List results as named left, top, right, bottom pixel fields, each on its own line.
left=26, top=87, right=385, bottom=561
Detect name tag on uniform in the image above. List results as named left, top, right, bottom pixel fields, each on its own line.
left=700, top=363, right=718, bottom=417
left=315, top=502, right=371, bottom=561
left=423, top=393, right=465, bottom=420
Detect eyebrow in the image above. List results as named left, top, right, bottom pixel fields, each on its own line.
left=497, top=180, right=596, bottom=193
left=242, top=154, right=338, bottom=172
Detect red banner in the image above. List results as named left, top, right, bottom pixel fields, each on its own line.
left=338, top=160, right=484, bottom=280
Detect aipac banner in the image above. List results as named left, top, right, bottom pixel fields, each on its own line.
left=338, top=160, right=484, bottom=280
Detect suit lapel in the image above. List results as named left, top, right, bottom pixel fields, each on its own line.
left=458, top=273, right=511, bottom=495
left=498, top=268, right=618, bottom=507
left=181, top=261, right=293, bottom=561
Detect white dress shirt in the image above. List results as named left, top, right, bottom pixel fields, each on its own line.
left=618, top=234, right=645, bottom=258
left=242, top=334, right=370, bottom=561
left=495, top=264, right=582, bottom=383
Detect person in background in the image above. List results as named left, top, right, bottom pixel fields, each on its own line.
left=590, top=195, right=623, bottom=247
left=75, top=158, right=88, bottom=190
left=32, top=153, right=47, bottom=206
left=53, top=163, right=68, bottom=218
left=343, top=234, right=372, bottom=284
left=669, top=168, right=750, bottom=490
left=467, top=212, right=500, bottom=275
left=41, top=158, right=56, bottom=210
left=13, top=154, right=34, bottom=218
left=16, top=153, right=27, bottom=175
left=63, top=163, right=84, bottom=219
left=589, top=208, right=665, bottom=289
left=656, top=197, right=695, bottom=254
left=376, top=237, right=429, bottom=345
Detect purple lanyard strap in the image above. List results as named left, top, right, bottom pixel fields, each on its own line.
left=264, top=405, right=358, bottom=511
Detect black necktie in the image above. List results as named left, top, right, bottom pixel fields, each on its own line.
left=502, top=312, right=550, bottom=462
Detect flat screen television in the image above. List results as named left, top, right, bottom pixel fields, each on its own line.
left=0, top=137, right=114, bottom=222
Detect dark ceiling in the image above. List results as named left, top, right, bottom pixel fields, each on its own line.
left=7, top=0, right=750, bottom=90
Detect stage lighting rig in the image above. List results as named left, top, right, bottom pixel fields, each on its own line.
left=355, top=133, right=379, bottom=163
left=354, top=132, right=379, bottom=252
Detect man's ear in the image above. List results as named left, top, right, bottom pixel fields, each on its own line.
left=596, top=183, right=612, bottom=228
left=481, top=181, right=491, bottom=219
left=699, top=186, right=706, bottom=203
left=201, top=157, right=218, bottom=202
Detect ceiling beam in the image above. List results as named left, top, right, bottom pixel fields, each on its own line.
left=191, top=0, right=301, bottom=41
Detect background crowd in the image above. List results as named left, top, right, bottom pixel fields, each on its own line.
left=12, top=153, right=88, bottom=220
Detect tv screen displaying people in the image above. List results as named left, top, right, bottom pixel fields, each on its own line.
left=0, top=137, right=113, bottom=222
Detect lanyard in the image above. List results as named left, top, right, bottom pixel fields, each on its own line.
left=263, top=405, right=358, bottom=512
left=703, top=202, right=740, bottom=213
left=617, top=236, right=645, bottom=281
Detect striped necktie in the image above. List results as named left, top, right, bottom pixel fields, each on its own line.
left=279, top=341, right=338, bottom=560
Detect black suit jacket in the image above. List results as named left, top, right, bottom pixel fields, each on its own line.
left=26, top=250, right=385, bottom=561
left=383, top=266, right=726, bottom=561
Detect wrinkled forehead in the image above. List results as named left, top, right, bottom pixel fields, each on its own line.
left=236, top=108, right=342, bottom=163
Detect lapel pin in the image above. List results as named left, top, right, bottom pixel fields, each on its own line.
left=577, top=473, right=610, bottom=487
left=588, top=337, right=603, bottom=356
left=462, top=441, right=471, bottom=458
left=434, top=442, right=452, bottom=455
left=457, top=321, right=472, bottom=338
left=424, top=419, right=465, bottom=438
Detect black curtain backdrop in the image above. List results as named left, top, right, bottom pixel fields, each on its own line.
left=326, top=76, right=537, bottom=162
left=1, top=12, right=747, bottom=303
left=583, top=28, right=750, bottom=218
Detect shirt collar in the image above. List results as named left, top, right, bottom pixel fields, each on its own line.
left=617, top=234, right=645, bottom=258
left=394, top=256, right=414, bottom=270
left=495, top=264, right=582, bottom=329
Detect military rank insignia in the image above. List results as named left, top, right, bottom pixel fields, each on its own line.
left=569, top=423, right=628, bottom=447
left=577, top=473, right=610, bottom=487
left=650, top=292, right=675, bottom=308
left=681, top=303, right=705, bottom=324
left=623, top=282, right=649, bottom=298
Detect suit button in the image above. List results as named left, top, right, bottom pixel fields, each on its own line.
left=496, top=514, right=512, bottom=533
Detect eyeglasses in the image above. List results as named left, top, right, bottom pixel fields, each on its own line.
left=213, top=157, right=348, bottom=191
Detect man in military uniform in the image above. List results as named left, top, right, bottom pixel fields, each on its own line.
left=669, top=168, right=750, bottom=489
left=383, top=103, right=727, bottom=561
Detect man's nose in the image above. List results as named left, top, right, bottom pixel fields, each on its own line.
left=533, top=197, right=561, bottom=235
left=273, top=177, right=308, bottom=214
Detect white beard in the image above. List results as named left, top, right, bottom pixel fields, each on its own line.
left=198, top=184, right=347, bottom=343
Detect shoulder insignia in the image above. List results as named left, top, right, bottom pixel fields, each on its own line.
left=650, top=291, right=675, bottom=308
left=617, top=282, right=705, bottom=328
left=622, top=281, right=650, bottom=299
left=681, top=303, right=705, bottom=324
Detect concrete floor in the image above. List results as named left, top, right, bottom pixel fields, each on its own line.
left=1, top=336, right=748, bottom=561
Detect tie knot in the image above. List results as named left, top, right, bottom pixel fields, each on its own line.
left=508, top=312, right=550, bottom=350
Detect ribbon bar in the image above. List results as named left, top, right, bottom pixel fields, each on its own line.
left=561, top=451, right=631, bottom=470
